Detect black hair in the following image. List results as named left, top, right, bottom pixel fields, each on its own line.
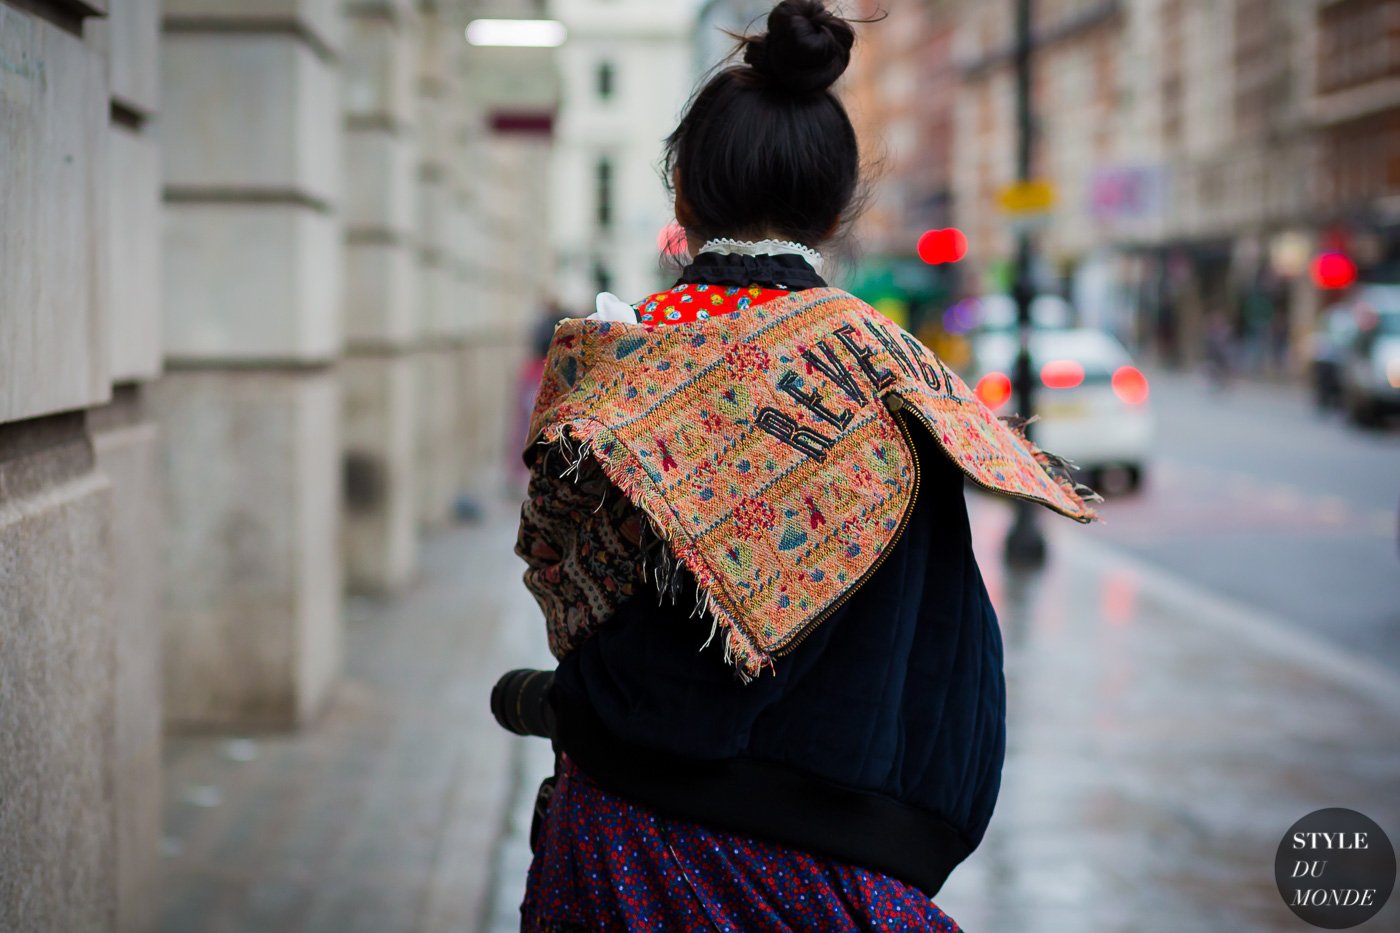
left=663, top=1, right=871, bottom=248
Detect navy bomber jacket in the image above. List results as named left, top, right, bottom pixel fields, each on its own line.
left=550, top=416, right=1006, bottom=897
left=536, top=256, right=1009, bottom=897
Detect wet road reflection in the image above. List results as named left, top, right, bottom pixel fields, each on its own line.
left=939, top=498, right=1400, bottom=932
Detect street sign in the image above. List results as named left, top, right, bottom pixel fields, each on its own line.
left=996, top=179, right=1057, bottom=215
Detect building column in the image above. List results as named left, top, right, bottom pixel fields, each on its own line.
left=87, top=0, right=166, bottom=926
left=157, top=0, right=345, bottom=728
left=464, top=134, right=549, bottom=496
left=0, top=2, right=118, bottom=928
left=456, top=29, right=558, bottom=501
left=415, top=0, right=469, bottom=529
left=343, top=0, right=422, bottom=591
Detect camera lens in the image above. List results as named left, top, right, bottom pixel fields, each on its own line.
left=490, top=668, right=556, bottom=738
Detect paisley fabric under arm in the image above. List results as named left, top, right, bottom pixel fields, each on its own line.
left=515, top=445, right=648, bottom=659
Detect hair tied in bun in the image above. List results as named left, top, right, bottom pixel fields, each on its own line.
left=743, top=0, right=857, bottom=95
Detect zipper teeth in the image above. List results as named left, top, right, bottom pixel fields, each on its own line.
left=771, top=405, right=923, bottom=657
left=767, top=392, right=1081, bottom=659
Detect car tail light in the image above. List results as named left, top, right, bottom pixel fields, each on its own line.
left=1111, top=365, right=1150, bottom=405
left=1040, top=359, right=1085, bottom=389
left=975, top=372, right=1013, bottom=410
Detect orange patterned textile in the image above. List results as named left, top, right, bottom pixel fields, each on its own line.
left=521, top=288, right=1098, bottom=677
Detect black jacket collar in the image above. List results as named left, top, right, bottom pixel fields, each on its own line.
left=676, top=251, right=827, bottom=291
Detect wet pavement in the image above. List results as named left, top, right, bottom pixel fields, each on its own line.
left=159, top=491, right=1400, bottom=932
left=1083, top=369, right=1400, bottom=665
left=945, top=498, right=1400, bottom=931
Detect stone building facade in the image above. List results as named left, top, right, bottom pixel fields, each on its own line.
left=944, top=0, right=1362, bottom=369
left=839, top=0, right=961, bottom=335
left=845, top=0, right=959, bottom=261
left=548, top=0, right=694, bottom=310
left=842, top=0, right=1386, bottom=373
left=1312, top=0, right=1400, bottom=278
left=0, top=0, right=549, bottom=927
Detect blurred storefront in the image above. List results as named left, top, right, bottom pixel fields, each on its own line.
left=0, top=1, right=554, bottom=928
left=837, top=0, right=1400, bottom=377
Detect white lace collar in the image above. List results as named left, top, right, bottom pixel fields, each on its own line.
left=696, top=237, right=824, bottom=275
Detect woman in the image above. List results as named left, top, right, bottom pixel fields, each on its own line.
left=513, top=3, right=1098, bottom=929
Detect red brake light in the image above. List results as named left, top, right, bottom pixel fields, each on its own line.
left=1111, top=365, right=1149, bottom=405
left=975, top=372, right=1013, bottom=410
left=1310, top=251, right=1356, bottom=290
left=1040, top=359, right=1085, bottom=389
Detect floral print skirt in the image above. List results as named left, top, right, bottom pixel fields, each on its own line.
left=521, top=755, right=962, bottom=933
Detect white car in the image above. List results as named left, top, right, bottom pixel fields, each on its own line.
left=965, top=327, right=1154, bottom=492
left=1339, top=285, right=1400, bottom=428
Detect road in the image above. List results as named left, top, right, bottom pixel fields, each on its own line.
left=1067, top=368, right=1400, bottom=666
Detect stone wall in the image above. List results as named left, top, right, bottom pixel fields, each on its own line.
left=158, top=0, right=345, bottom=729
left=0, top=415, right=116, bottom=931
left=0, top=0, right=545, bottom=925
left=1, top=1, right=163, bottom=928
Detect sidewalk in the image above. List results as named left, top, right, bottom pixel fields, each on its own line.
left=158, top=493, right=1400, bottom=932
left=159, top=498, right=552, bottom=933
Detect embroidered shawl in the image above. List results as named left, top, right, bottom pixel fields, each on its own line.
left=516, top=288, right=1098, bottom=677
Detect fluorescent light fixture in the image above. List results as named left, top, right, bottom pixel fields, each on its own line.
left=466, top=19, right=567, bottom=47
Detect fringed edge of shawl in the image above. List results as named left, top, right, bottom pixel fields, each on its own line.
left=997, top=414, right=1104, bottom=522
left=536, top=422, right=771, bottom=681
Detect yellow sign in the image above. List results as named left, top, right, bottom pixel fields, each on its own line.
left=996, top=179, right=1057, bottom=215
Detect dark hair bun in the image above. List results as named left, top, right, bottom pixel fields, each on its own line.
left=743, top=0, right=855, bottom=95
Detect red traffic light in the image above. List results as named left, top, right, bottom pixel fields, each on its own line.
left=917, top=228, right=968, bottom=265
left=1310, top=251, right=1356, bottom=290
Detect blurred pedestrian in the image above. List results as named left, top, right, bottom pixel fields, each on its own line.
left=1204, top=308, right=1235, bottom=391
left=511, top=299, right=571, bottom=491
left=508, top=3, right=1098, bottom=930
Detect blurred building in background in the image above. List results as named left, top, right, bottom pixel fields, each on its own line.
left=548, top=0, right=695, bottom=310
left=842, top=0, right=961, bottom=337
left=1313, top=0, right=1400, bottom=281
left=840, top=0, right=1400, bottom=374
left=693, top=0, right=767, bottom=76
left=0, top=0, right=552, bottom=928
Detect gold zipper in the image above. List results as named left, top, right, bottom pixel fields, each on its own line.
left=766, top=389, right=1084, bottom=658
left=771, top=396, right=923, bottom=657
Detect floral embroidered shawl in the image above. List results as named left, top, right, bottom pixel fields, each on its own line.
left=516, top=288, right=1098, bottom=677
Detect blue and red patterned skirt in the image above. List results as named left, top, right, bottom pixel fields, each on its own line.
left=521, top=755, right=962, bottom=932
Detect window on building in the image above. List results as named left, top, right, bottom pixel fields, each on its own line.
left=597, top=61, right=616, bottom=101
left=593, top=260, right=613, bottom=295
left=595, top=157, right=614, bottom=230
